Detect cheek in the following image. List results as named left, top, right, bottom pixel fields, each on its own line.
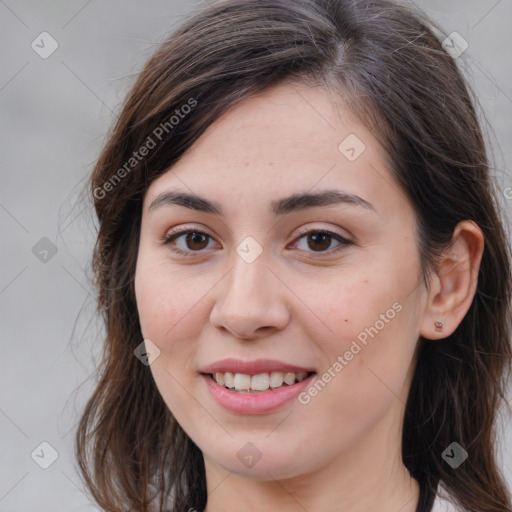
left=134, top=261, right=206, bottom=416
left=134, top=255, right=209, bottom=350
left=298, top=259, right=421, bottom=409
left=325, top=247, right=421, bottom=349
left=297, top=268, right=401, bottom=353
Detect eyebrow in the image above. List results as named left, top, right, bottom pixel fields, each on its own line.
left=148, top=189, right=376, bottom=216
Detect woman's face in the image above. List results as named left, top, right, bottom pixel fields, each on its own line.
left=134, top=81, right=429, bottom=481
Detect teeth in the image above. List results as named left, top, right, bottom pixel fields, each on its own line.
left=283, top=372, right=295, bottom=385
left=212, top=371, right=311, bottom=392
left=233, top=373, right=251, bottom=390
left=269, top=371, right=284, bottom=388
left=251, top=373, right=270, bottom=391
left=224, top=372, right=234, bottom=388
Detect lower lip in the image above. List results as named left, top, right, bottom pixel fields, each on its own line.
left=202, top=373, right=316, bottom=414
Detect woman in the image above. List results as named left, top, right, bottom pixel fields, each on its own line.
left=76, top=0, right=512, bottom=511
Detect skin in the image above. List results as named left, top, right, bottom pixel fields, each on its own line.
left=134, top=80, right=484, bottom=512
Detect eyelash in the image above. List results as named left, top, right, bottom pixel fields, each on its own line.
left=160, top=225, right=352, bottom=258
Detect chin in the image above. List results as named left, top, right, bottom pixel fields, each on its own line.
left=202, top=435, right=319, bottom=481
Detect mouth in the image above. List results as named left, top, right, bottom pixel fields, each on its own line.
left=203, top=371, right=316, bottom=393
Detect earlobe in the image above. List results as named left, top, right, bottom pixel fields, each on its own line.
left=434, top=321, right=444, bottom=333
left=420, top=220, right=484, bottom=340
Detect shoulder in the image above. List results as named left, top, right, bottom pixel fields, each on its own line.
left=430, top=483, right=466, bottom=512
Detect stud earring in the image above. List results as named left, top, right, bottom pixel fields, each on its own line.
left=434, top=321, right=443, bottom=333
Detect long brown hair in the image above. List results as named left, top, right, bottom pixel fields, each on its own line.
left=76, top=1, right=512, bottom=511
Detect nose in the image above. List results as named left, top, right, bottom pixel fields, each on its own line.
left=209, top=253, right=291, bottom=341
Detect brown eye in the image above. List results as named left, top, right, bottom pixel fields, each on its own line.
left=294, top=229, right=352, bottom=255
left=183, top=232, right=209, bottom=251
left=163, top=230, right=216, bottom=256
left=306, top=232, right=333, bottom=252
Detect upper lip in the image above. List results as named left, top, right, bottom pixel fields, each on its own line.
left=200, top=358, right=315, bottom=376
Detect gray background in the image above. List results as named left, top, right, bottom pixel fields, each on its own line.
left=1, top=1, right=511, bottom=510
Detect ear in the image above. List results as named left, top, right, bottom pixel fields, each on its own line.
left=420, top=220, right=484, bottom=340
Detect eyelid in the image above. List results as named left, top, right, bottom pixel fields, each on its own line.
left=161, top=224, right=217, bottom=248
left=163, top=223, right=351, bottom=242
left=161, top=223, right=353, bottom=256
left=163, top=223, right=212, bottom=238
left=292, top=224, right=352, bottom=243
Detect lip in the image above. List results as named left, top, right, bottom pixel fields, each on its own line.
left=202, top=372, right=316, bottom=414
left=199, top=358, right=315, bottom=375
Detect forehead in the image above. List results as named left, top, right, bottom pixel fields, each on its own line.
left=173, top=81, right=368, bottom=169
left=143, top=81, right=406, bottom=221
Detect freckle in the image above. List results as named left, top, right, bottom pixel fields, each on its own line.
left=344, top=318, right=349, bottom=323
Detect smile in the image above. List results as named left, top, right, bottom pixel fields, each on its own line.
left=209, top=371, right=313, bottom=392
left=202, top=371, right=317, bottom=414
